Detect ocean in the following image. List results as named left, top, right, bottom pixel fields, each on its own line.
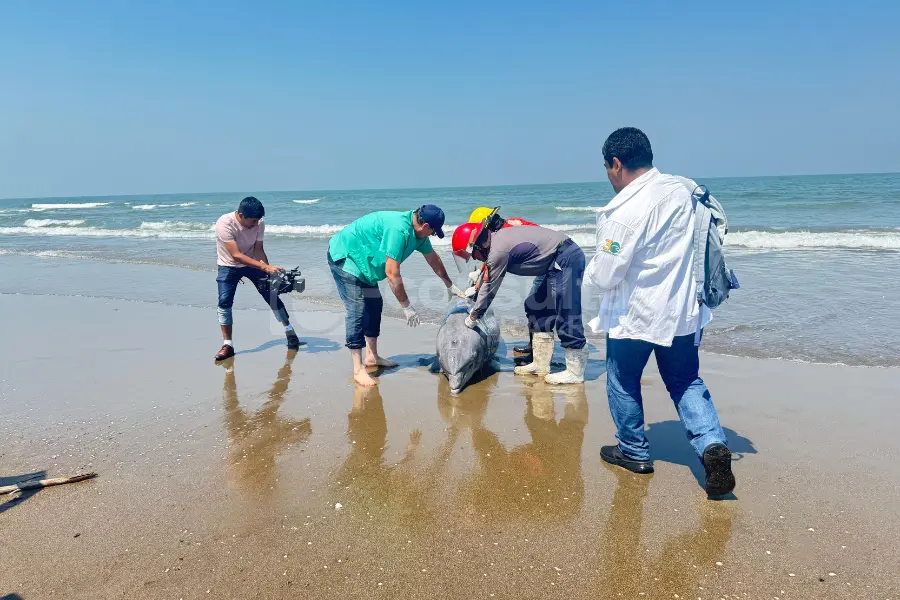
left=1, top=173, right=898, bottom=367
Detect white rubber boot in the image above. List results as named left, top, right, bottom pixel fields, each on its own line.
left=513, top=332, right=554, bottom=376
left=545, top=347, right=589, bottom=385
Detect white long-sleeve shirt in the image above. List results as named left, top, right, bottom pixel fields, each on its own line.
left=584, top=168, right=711, bottom=346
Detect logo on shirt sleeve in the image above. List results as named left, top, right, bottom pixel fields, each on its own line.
left=600, top=239, right=622, bottom=255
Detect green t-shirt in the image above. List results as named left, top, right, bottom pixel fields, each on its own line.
left=328, top=210, right=434, bottom=285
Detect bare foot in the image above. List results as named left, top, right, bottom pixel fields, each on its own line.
left=354, top=369, right=378, bottom=387
left=364, top=355, right=398, bottom=369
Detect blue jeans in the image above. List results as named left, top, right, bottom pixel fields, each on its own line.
left=328, top=251, right=383, bottom=350
left=216, top=265, right=290, bottom=326
left=605, top=333, right=727, bottom=461
left=523, top=240, right=586, bottom=349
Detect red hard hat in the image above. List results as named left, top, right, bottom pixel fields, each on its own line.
left=451, top=221, right=483, bottom=257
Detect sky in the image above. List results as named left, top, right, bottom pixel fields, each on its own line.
left=1, top=0, right=899, bottom=198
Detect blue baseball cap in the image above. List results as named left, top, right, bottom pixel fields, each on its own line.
left=418, top=204, right=446, bottom=238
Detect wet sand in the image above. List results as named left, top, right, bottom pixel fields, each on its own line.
left=1, top=292, right=899, bottom=599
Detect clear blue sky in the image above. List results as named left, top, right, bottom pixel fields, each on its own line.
left=2, top=0, right=898, bottom=198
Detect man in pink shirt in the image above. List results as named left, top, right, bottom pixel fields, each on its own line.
left=214, top=196, right=300, bottom=361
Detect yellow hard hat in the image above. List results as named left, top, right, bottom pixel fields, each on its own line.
left=468, top=207, right=493, bottom=223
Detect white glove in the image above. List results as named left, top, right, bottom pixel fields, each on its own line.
left=402, top=304, right=420, bottom=327
left=464, top=314, right=478, bottom=329
left=464, top=285, right=478, bottom=298
left=467, top=270, right=481, bottom=286
left=447, top=283, right=466, bottom=300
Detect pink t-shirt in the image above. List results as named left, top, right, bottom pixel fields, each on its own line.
left=216, top=212, right=264, bottom=267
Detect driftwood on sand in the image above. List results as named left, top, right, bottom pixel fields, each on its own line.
left=0, top=472, right=97, bottom=496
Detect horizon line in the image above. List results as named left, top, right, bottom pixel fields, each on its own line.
left=2, top=170, right=898, bottom=202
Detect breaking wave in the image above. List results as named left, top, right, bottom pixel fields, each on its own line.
left=556, top=206, right=602, bottom=212
left=266, top=224, right=343, bottom=235
left=727, top=230, right=900, bottom=251
left=293, top=199, right=321, bottom=204
left=12, top=220, right=890, bottom=252
left=138, top=221, right=213, bottom=231
left=132, top=202, right=198, bottom=210
left=31, top=202, right=111, bottom=209
left=23, top=219, right=86, bottom=228
left=0, top=221, right=345, bottom=240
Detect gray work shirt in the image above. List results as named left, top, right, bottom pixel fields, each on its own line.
left=470, top=226, right=569, bottom=319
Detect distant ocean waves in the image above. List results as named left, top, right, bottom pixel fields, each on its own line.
left=0, top=220, right=345, bottom=240
left=2, top=218, right=899, bottom=252
left=31, top=202, right=111, bottom=209
left=1, top=201, right=205, bottom=213
left=726, top=230, right=900, bottom=251
left=131, top=202, right=198, bottom=210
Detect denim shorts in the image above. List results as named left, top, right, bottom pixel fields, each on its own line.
left=327, top=252, right=384, bottom=349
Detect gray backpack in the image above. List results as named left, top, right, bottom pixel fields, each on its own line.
left=682, top=181, right=740, bottom=346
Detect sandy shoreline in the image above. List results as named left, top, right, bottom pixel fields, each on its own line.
left=1, top=292, right=898, bottom=599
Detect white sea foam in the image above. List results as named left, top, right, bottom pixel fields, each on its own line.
left=293, top=199, right=321, bottom=204
left=132, top=202, right=198, bottom=210
left=31, top=202, right=111, bottom=209
left=14, top=220, right=889, bottom=252
left=0, top=221, right=343, bottom=240
left=0, top=248, right=92, bottom=259
left=23, top=219, right=86, bottom=228
left=138, top=221, right=213, bottom=231
left=556, top=206, right=602, bottom=212
left=727, top=230, right=900, bottom=251
left=544, top=223, right=593, bottom=233
left=0, top=226, right=214, bottom=239
left=266, top=224, right=344, bottom=235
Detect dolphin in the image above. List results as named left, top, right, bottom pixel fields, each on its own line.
left=434, top=299, right=501, bottom=394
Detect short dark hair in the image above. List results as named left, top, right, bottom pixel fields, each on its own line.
left=602, top=127, right=653, bottom=170
left=237, top=196, right=265, bottom=219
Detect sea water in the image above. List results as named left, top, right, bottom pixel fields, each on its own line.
left=1, top=173, right=898, bottom=366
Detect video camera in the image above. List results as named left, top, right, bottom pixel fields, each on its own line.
left=265, top=267, right=306, bottom=295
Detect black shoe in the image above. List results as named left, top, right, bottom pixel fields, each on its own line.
left=702, top=443, right=736, bottom=497
left=513, top=353, right=533, bottom=366
left=514, top=333, right=534, bottom=355
left=601, top=445, right=654, bottom=474
left=286, top=331, right=301, bottom=350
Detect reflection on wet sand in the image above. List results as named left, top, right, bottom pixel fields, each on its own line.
left=651, top=498, right=735, bottom=595
left=594, top=467, right=652, bottom=596
left=221, top=350, right=312, bottom=492
left=332, top=376, right=590, bottom=529
left=460, top=380, right=588, bottom=524
left=325, top=376, right=736, bottom=598
left=593, top=465, right=735, bottom=596
left=332, top=385, right=440, bottom=527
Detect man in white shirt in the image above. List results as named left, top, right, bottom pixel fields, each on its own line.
left=584, top=127, right=735, bottom=497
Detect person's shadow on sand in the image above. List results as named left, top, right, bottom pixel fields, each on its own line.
left=645, top=420, right=757, bottom=498
left=0, top=471, right=47, bottom=515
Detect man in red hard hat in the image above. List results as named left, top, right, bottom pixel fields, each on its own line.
left=451, top=216, right=588, bottom=385
left=457, top=211, right=542, bottom=361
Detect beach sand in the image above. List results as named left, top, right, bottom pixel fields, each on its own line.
left=1, top=292, right=898, bottom=599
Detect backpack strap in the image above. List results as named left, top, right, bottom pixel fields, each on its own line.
left=690, top=185, right=712, bottom=346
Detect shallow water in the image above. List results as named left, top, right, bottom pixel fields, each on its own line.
left=2, top=173, right=899, bottom=366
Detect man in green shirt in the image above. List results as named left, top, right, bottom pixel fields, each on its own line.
left=328, top=205, right=465, bottom=386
